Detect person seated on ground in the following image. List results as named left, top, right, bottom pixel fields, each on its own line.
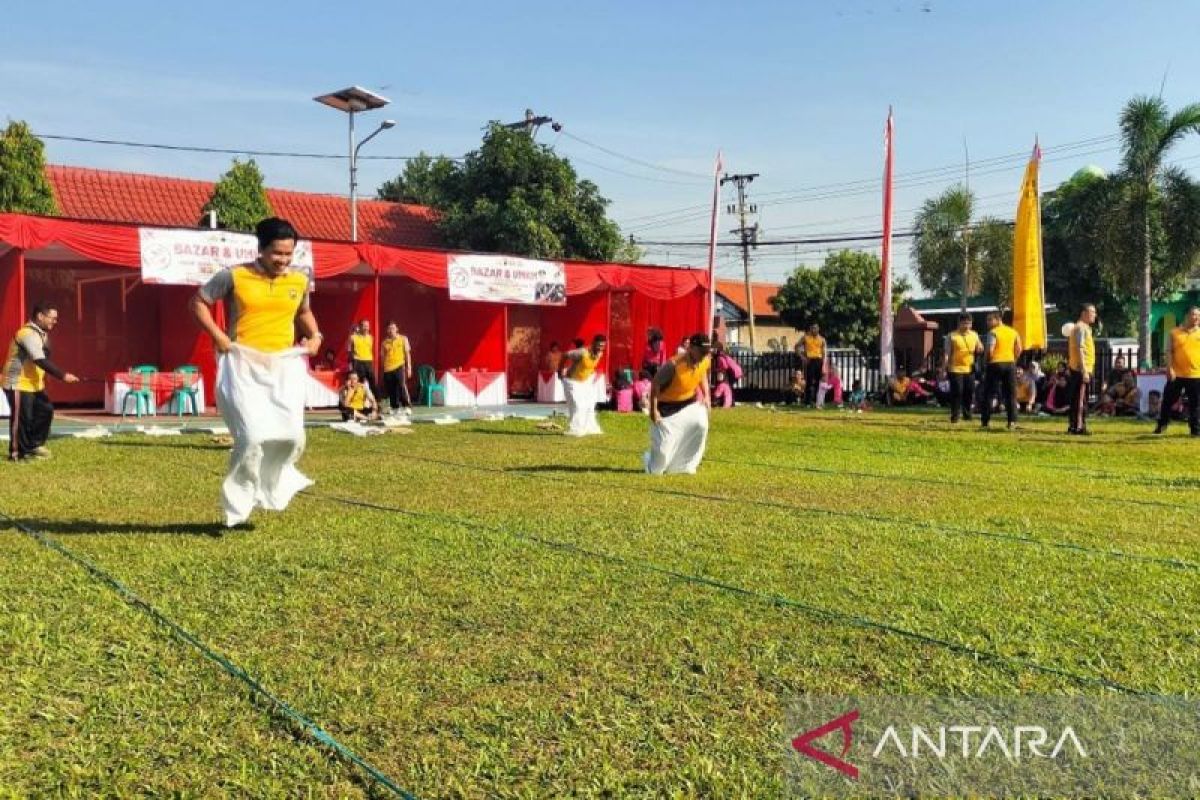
left=633, top=369, right=653, bottom=413
left=889, top=371, right=931, bottom=405
left=785, top=370, right=806, bottom=405
left=712, top=370, right=734, bottom=408
left=934, top=369, right=952, bottom=406
left=914, top=370, right=938, bottom=398
left=1043, top=367, right=1070, bottom=416
left=338, top=372, right=379, bottom=422
left=544, top=341, right=563, bottom=373
left=821, top=361, right=844, bottom=408
left=1106, top=355, right=1131, bottom=395
left=1015, top=366, right=1038, bottom=413
left=847, top=379, right=869, bottom=412
left=1112, top=372, right=1141, bottom=416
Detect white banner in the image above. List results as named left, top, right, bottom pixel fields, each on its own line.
left=447, top=254, right=566, bottom=306
left=139, top=228, right=314, bottom=286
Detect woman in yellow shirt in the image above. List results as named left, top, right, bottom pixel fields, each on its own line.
left=645, top=333, right=712, bottom=474
left=1155, top=305, right=1200, bottom=436
left=563, top=334, right=607, bottom=436
left=380, top=322, right=412, bottom=416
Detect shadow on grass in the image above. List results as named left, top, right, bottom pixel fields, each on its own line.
left=6, top=517, right=232, bottom=538
left=513, top=464, right=642, bottom=475
left=99, top=439, right=229, bottom=450
left=467, top=428, right=560, bottom=438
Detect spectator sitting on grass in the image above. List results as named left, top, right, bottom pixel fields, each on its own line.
left=1015, top=366, right=1037, bottom=413
left=821, top=361, right=844, bottom=408
left=712, top=370, right=734, bottom=408
left=338, top=372, right=379, bottom=422
left=785, top=370, right=806, bottom=405
left=847, top=379, right=869, bottom=412
left=1042, top=366, right=1070, bottom=415
left=889, top=371, right=931, bottom=405
left=1113, top=372, right=1141, bottom=416
left=1107, top=355, right=1131, bottom=394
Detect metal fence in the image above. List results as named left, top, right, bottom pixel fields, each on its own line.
left=723, top=344, right=1140, bottom=403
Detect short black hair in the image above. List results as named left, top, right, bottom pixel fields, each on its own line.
left=592, top=334, right=607, bottom=345
left=1149, top=390, right=1162, bottom=398
left=255, top=217, right=299, bottom=249
left=957, top=313, right=972, bottom=324
left=1079, top=302, right=1096, bottom=316
left=31, top=301, right=58, bottom=318
left=549, top=340, right=560, bottom=349
left=1001, top=309, right=1013, bottom=325
left=573, top=338, right=584, bottom=348
left=688, top=333, right=711, bottom=349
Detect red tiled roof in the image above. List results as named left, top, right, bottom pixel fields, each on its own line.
left=45, top=164, right=441, bottom=247
left=715, top=279, right=781, bottom=317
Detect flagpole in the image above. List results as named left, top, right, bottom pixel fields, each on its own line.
left=706, top=151, right=723, bottom=338
left=880, top=108, right=895, bottom=380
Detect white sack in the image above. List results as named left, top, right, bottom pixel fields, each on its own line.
left=644, top=401, right=709, bottom=475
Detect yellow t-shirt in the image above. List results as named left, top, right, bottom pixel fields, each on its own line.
left=803, top=335, right=825, bottom=359
left=4, top=324, right=46, bottom=392
left=891, top=377, right=910, bottom=400
left=350, top=333, right=374, bottom=362
left=201, top=264, right=310, bottom=354
left=1169, top=326, right=1200, bottom=379
left=382, top=336, right=408, bottom=372
left=659, top=354, right=711, bottom=402
left=1016, top=380, right=1035, bottom=404
left=1068, top=323, right=1095, bottom=373
left=343, top=385, right=366, bottom=410
left=988, top=324, right=1019, bottom=364
left=567, top=349, right=601, bottom=381
left=947, top=331, right=980, bottom=374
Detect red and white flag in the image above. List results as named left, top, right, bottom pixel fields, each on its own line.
left=706, top=150, right=724, bottom=335
left=880, top=108, right=895, bottom=379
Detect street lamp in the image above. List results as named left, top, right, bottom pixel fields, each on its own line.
left=314, top=86, right=393, bottom=241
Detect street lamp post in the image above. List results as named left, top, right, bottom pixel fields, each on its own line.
left=314, top=86, right=393, bottom=241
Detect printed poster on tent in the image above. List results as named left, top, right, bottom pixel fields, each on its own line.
left=138, top=228, right=315, bottom=286
left=447, top=254, right=567, bottom=306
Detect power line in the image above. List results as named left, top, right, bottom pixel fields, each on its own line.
left=558, top=130, right=713, bottom=179
left=35, top=132, right=458, bottom=161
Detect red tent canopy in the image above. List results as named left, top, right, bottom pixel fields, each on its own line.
left=0, top=213, right=708, bottom=405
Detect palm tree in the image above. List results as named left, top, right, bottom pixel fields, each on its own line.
left=912, top=185, right=1012, bottom=307
left=1117, top=96, right=1200, bottom=366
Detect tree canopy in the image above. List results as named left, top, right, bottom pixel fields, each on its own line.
left=911, top=185, right=1012, bottom=304
left=201, top=158, right=273, bottom=232
left=771, top=249, right=910, bottom=351
left=0, top=120, right=58, bottom=216
left=378, top=124, right=624, bottom=262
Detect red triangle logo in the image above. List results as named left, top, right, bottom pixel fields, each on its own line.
left=792, top=709, right=859, bottom=779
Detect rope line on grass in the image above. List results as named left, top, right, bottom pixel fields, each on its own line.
left=394, top=453, right=1200, bottom=573
left=0, top=509, right=419, bottom=800
left=301, top=490, right=1152, bottom=697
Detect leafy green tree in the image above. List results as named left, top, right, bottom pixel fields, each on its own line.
left=201, top=158, right=273, bottom=232
left=1111, top=96, right=1200, bottom=364
left=771, top=249, right=910, bottom=351
left=377, top=152, right=459, bottom=206
left=0, top=120, right=58, bottom=215
left=376, top=124, right=624, bottom=261
left=911, top=185, right=1012, bottom=306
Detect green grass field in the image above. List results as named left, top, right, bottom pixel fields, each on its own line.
left=1, top=407, right=1197, bottom=798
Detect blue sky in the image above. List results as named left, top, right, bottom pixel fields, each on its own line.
left=3, top=0, right=1199, bottom=288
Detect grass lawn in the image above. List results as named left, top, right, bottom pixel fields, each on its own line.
left=1, top=407, right=1197, bottom=797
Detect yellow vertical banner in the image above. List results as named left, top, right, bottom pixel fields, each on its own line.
left=1012, top=144, right=1047, bottom=348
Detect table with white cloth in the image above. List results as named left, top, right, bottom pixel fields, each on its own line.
left=306, top=370, right=341, bottom=408
left=105, top=372, right=207, bottom=415
left=0, top=390, right=8, bottom=418
left=537, top=370, right=607, bottom=404
left=436, top=370, right=508, bottom=407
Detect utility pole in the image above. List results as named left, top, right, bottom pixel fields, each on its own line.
left=721, top=172, right=760, bottom=351
left=960, top=138, right=971, bottom=313
left=503, top=108, right=562, bottom=138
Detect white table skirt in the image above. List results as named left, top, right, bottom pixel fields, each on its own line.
left=305, top=374, right=341, bottom=408
left=0, top=390, right=8, bottom=418
left=475, top=374, right=507, bottom=406
left=435, top=371, right=508, bottom=407
left=436, top=372, right=476, bottom=407
left=536, top=372, right=606, bottom=404
left=105, top=377, right=207, bottom=415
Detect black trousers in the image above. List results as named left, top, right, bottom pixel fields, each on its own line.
left=1066, top=368, right=1089, bottom=432
left=352, top=359, right=377, bottom=395
left=804, top=358, right=824, bottom=405
left=981, top=363, right=1017, bottom=426
left=4, top=389, right=53, bottom=459
left=1159, top=377, right=1200, bottom=433
left=948, top=372, right=975, bottom=421
left=382, top=368, right=411, bottom=410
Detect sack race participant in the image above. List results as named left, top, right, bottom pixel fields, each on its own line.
left=561, top=334, right=606, bottom=437
left=644, top=333, right=712, bottom=475
left=190, top=218, right=323, bottom=527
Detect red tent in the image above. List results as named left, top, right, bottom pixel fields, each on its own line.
left=0, top=213, right=707, bottom=405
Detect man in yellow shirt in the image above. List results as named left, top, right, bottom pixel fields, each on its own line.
left=801, top=323, right=827, bottom=407
left=941, top=313, right=982, bottom=423
left=190, top=217, right=323, bottom=527
left=348, top=319, right=376, bottom=396
left=1066, top=303, right=1097, bottom=435
left=3, top=302, right=80, bottom=461
left=380, top=321, right=412, bottom=416
left=562, top=334, right=606, bottom=436
left=645, top=333, right=712, bottom=474
left=980, top=310, right=1023, bottom=430
left=1155, top=305, right=1200, bottom=436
